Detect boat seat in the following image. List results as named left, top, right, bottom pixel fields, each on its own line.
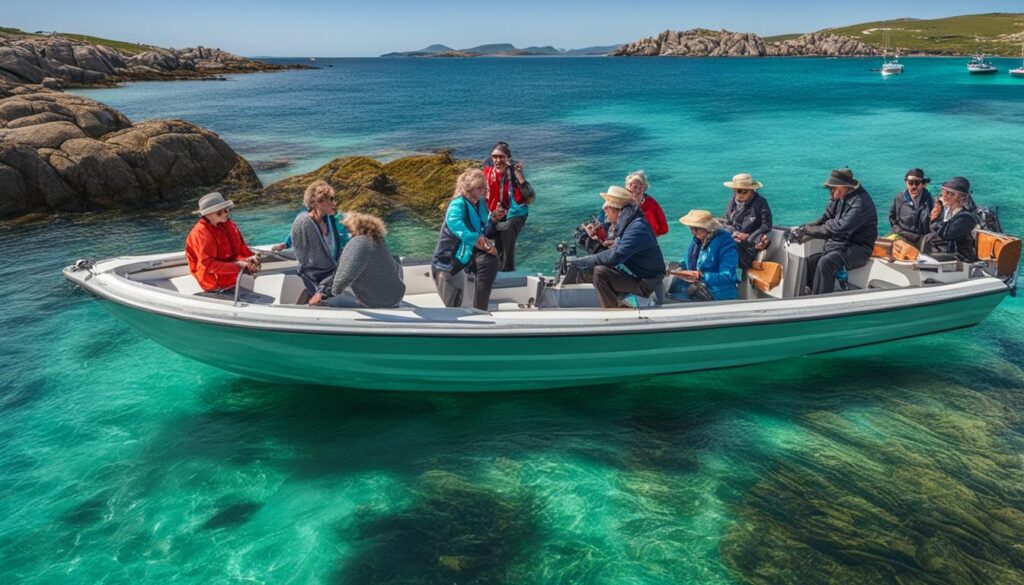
left=747, top=261, right=783, bottom=293
left=168, top=275, right=204, bottom=296
left=976, top=230, right=1022, bottom=277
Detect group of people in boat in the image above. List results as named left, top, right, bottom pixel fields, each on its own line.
left=183, top=144, right=987, bottom=310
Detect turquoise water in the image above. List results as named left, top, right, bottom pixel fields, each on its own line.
left=1, top=57, right=1022, bottom=583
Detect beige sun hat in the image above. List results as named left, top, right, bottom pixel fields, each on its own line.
left=679, top=209, right=720, bottom=230
left=600, top=185, right=633, bottom=209
left=194, top=191, right=234, bottom=216
left=723, top=173, right=763, bottom=190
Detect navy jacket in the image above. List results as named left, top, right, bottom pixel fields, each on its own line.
left=925, top=208, right=978, bottom=261
left=888, top=189, right=934, bottom=239
left=806, top=187, right=878, bottom=254
left=574, top=211, right=666, bottom=279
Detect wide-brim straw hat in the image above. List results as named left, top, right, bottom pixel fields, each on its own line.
left=723, top=173, right=763, bottom=190
left=679, top=209, right=719, bottom=230
left=822, top=168, right=860, bottom=189
left=600, top=185, right=633, bottom=209
left=194, top=191, right=234, bottom=215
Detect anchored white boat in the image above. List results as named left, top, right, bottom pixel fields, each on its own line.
left=1011, top=43, right=1024, bottom=78
left=968, top=52, right=998, bottom=74
left=64, top=229, right=1019, bottom=391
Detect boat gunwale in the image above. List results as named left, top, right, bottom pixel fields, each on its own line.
left=63, top=252, right=1011, bottom=339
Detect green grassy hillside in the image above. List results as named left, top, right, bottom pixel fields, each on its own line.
left=0, top=26, right=151, bottom=55
left=824, top=13, right=1024, bottom=55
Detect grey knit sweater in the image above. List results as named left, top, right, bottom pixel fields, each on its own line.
left=330, top=236, right=406, bottom=308
left=291, top=212, right=338, bottom=293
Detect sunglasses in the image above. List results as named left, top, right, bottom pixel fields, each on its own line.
left=906, top=179, right=923, bottom=185
left=734, top=189, right=752, bottom=194
left=213, top=208, right=230, bottom=216
left=490, top=154, right=508, bottom=160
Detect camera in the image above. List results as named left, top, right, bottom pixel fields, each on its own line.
left=556, top=241, right=576, bottom=255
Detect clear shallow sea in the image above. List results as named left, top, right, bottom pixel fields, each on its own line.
left=1, top=57, right=1022, bottom=583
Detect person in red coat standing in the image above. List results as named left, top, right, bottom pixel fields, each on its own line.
left=625, top=170, right=669, bottom=237
left=185, top=192, right=260, bottom=293
left=483, top=141, right=536, bottom=272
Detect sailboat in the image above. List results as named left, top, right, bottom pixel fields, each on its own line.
left=880, top=31, right=904, bottom=75
left=1011, top=43, right=1024, bottom=77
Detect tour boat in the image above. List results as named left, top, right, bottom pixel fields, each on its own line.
left=968, top=53, right=998, bottom=74
left=1011, top=44, right=1024, bottom=78
left=64, top=229, right=1020, bottom=392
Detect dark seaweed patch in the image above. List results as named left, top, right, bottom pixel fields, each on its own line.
left=202, top=501, right=262, bottom=531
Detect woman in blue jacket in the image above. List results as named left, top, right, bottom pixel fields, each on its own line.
left=431, top=169, right=506, bottom=310
left=669, top=209, right=739, bottom=301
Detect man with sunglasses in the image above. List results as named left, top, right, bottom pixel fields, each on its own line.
left=185, top=192, right=260, bottom=293
left=886, top=168, right=934, bottom=246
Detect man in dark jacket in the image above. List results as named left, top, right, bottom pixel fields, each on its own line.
left=796, top=168, right=878, bottom=295
left=886, top=168, right=934, bottom=246
left=573, top=187, right=666, bottom=308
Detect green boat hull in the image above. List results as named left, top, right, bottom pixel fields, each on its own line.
left=99, top=289, right=1006, bottom=391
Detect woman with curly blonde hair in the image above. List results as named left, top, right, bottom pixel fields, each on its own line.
left=289, top=180, right=349, bottom=301
left=322, top=212, right=406, bottom=308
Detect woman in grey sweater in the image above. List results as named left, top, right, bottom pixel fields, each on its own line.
left=322, top=212, right=406, bottom=308
left=291, top=180, right=344, bottom=299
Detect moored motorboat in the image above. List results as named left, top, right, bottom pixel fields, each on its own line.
left=968, top=52, right=998, bottom=74
left=64, top=229, right=1020, bottom=392
left=1011, top=43, right=1024, bottom=77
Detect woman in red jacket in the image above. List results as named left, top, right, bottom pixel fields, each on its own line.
left=626, top=170, right=669, bottom=237
left=185, top=192, right=260, bottom=293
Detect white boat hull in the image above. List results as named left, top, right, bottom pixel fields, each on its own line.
left=64, top=248, right=1011, bottom=391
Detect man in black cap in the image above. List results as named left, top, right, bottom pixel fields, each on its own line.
left=886, top=168, right=934, bottom=246
left=795, top=168, right=878, bottom=295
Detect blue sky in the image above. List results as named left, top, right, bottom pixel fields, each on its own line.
left=5, top=1, right=1022, bottom=57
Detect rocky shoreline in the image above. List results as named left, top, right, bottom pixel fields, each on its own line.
left=612, top=29, right=877, bottom=57
left=0, top=35, right=310, bottom=88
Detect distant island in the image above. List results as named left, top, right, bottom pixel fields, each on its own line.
left=381, top=43, right=622, bottom=57
left=386, top=13, right=1024, bottom=58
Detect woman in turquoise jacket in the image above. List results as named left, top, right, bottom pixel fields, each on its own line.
left=431, top=169, right=506, bottom=310
left=669, top=210, right=739, bottom=301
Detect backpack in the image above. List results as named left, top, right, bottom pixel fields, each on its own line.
left=973, top=206, right=1002, bottom=233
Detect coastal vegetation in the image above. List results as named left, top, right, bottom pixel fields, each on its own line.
left=0, top=26, right=152, bottom=56
left=825, top=13, right=1024, bottom=55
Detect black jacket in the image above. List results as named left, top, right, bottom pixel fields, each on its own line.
left=804, top=187, right=878, bottom=254
left=723, top=192, right=773, bottom=241
left=925, top=208, right=978, bottom=261
left=888, top=189, right=934, bottom=239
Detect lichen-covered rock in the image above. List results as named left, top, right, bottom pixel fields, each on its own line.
left=0, top=87, right=261, bottom=219
left=612, top=29, right=877, bottom=57
left=263, top=152, right=478, bottom=221
left=766, top=33, right=877, bottom=57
